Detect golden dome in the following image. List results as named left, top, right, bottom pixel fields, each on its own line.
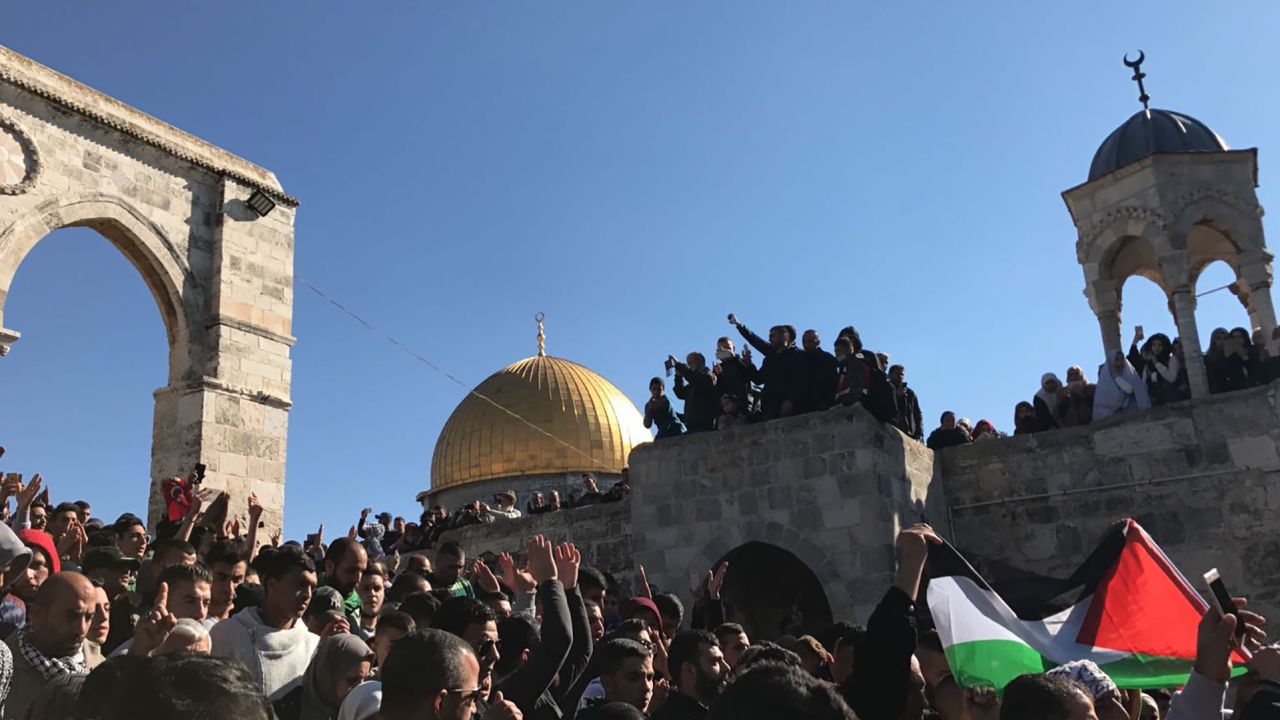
left=430, top=353, right=651, bottom=494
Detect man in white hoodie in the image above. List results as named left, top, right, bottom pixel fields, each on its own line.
left=210, top=546, right=319, bottom=702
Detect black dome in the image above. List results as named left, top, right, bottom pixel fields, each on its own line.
left=1088, top=108, right=1227, bottom=181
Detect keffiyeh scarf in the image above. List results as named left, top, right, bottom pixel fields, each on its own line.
left=17, top=627, right=85, bottom=682
left=1047, top=659, right=1119, bottom=701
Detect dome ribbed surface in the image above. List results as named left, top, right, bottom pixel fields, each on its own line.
left=430, top=355, right=650, bottom=492
left=1089, top=108, right=1227, bottom=181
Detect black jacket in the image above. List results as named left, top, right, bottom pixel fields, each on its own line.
left=650, top=693, right=708, bottom=720
left=673, top=364, right=720, bottom=433
left=713, top=355, right=753, bottom=408
left=890, top=382, right=923, bottom=440
left=736, top=325, right=802, bottom=419
left=839, top=587, right=917, bottom=720
left=494, top=580, right=574, bottom=719
left=926, top=427, right=970, bottom=451
left=795, top=348, right=838, bottom=414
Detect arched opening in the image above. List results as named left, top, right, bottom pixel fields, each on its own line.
left=1, top=226, right=169, bottom=524
left=714, top=542, right=833, bottom=641
left=1118, top=273, right=1176, bottom=349
left=1193, top=260, right=1254, bottom=347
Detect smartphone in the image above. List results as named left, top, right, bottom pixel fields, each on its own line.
left=1203, top=568, right=1246, bottom=643
left=194, top=463, right=207, bottom=483
left=1135, top=325, right=1144, bottom=338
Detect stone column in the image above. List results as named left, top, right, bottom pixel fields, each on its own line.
left=1170, top=289, right=1209, bottom=398
left=1086, top=280, right=1123, bottom=355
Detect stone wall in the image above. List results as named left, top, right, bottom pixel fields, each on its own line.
left=439, top=501, right=638, bottom=596
left=628, top=404, right=940, bottom=624
left=0, top=45, right=296, bottom=538
left=937, top=380, right=1280, bottom=621
left=430, top=470, right=624, bottom=520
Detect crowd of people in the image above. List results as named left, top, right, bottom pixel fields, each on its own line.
left=0, top=442, right=1276, bottom=720
left=387, top=474, right=632, bottom=557
left=652, top=317, right=1279, bottom=453
left=646, top=314, right=925, bottom=442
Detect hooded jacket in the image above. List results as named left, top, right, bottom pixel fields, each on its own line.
left=210, top=607, right=319, bottom=702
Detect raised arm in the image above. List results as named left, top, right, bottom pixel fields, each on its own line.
left=553, top=543, right=594, bottom=702
left=495, top=536, right=572, bottom=713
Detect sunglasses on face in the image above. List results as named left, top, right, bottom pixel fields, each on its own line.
left=446, top=686, right=485, bottom=704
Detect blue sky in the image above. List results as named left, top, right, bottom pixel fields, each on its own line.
left=1, top=2, right=1277, bottom=536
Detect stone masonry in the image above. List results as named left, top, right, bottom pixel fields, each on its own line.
left=938, top=379, right=1280, bottom=623
left=628, top=404, right=938, bottom=624
left=0, top=45, right=296, bottom=539
left=444, top=381, right=1280, bottom=630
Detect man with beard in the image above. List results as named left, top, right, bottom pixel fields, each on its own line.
left=322, top=537, right=368, bottom=629
left=378, top=629, right=521, bottom=720
left=210, top=545, right=319, bottom=701
left=6, top=572, right=105, bottom=719
left=888, top=365, right=924, bottom=441
left=730, top=315, right=802, bottom=420
left=652, top=630, right=728, bottom=720
left=796, top=330, right=838, bottom=414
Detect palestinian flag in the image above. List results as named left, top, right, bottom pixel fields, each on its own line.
left=926, top=518, right=1248, bottom=689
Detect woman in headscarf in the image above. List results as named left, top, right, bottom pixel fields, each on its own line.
left=1033, top=373, right=1066, bottom=430
left=970, top=419, right=1001, bottom=442
left=1059, top=366, right=1095, bottom=427
left=276, top=633, right=375, bottom=720
left=1133, top=333, right=1183, bottom=406
left=1093, top=348, right=1151, bottom=421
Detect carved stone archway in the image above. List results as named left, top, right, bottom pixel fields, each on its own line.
left=0, top=45, right=297, bottom=538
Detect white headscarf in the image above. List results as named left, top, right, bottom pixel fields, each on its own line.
left=1035, top=373, right=1064, bottom=426
left=1093, top=348, right=1151, bottom=421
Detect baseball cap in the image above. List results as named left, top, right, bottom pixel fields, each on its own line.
left=306, top=586, right=346, bottom=621
left=81, top=546, right=142, bottom=573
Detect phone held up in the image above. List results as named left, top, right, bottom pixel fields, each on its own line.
left=1203, top=568, right=1246, bottom=644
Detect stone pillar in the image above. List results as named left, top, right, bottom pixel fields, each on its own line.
left=1170, top=289, right=1209, bottom=398
left=1086, top=280, right=1123, bottom=355
left=1240, top=255, right=1277, bottom=336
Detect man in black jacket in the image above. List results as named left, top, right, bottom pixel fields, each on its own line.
left=671, top=353, right=720, bottom=434
left=652, top=630, right=729, bottom=720
left=488, top=537, right=592, bottom=720
left=795, top=330, right=838, bottom=414
left=838, top=523, right=941, bottom=720
left=711, top=337, right=753, bottom=413
left=888, top=365, right=924, bottom=441
left=730, top=315, right=802, bottom=420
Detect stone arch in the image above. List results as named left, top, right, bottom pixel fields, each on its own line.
left=1085, top=213, right=1172, bottom=285
left=710, top=541, right=834, bottom=641
left=0, top=46, right=297, bottom=535
left=0, top=194, right=196, bottom=381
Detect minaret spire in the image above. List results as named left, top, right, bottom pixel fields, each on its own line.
left=1123, top=50, right=1151, bottom=112
left=536, top=312, right=546, bottom=357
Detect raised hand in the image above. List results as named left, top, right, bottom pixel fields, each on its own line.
left=130, top=581, right=178, bottom=656
left=525, top=535, right=557, bottom=585
left=553, top=542, right=580, bottom=591
left=481, top=691, right=523, bottom=720
left=360, top=507, right=372, bottom=518
left=473, top=559, right=501, bottom=593
left=248, top=492, right=263, bottom=520
left=347, top=525, right=358, bottom=540
left=321, top=615, right=351, bottom=638
left=1194, top=597, right=1267, bottom=683
left=56, top=517, right=88, bottom=565
left=638, top=565, right=653, bottom=599
left=707, top=562, right=728, bottom=601
left=270, top=529, right=281, bottom=547
left=498, top=552, right=536, bottom=593
left=894, top=523, right=943, bottom=600
left=15, top=474, right=41, bottom=510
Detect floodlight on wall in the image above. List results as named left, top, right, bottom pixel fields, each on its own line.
left=246, top=190, right=276, bottom=218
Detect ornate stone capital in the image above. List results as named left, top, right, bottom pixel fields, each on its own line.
left=0, top=327, right=20, bottom=356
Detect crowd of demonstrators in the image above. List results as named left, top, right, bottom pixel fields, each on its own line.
left=925, top=325, right=1280, bottom=449
left=649, top=313, right=923, bottom=442
left=0, top=437, right=1278, bottom=719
